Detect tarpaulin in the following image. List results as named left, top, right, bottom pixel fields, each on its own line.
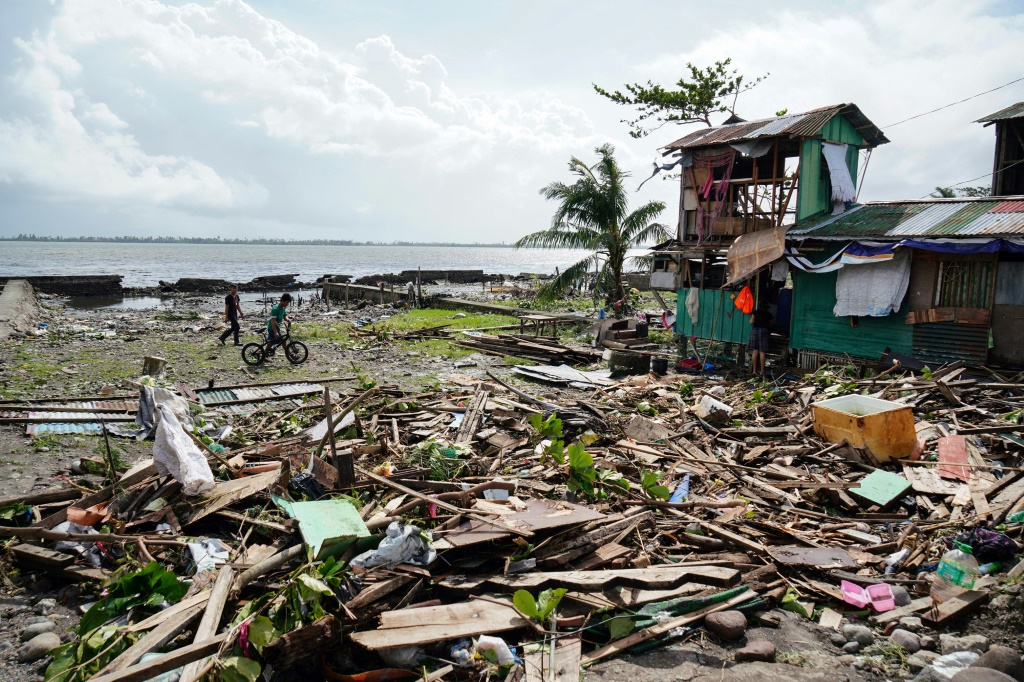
left=787, top=237, right=1024, bottom=274
left=726, top=224, right=788, bottom=285
left=833, top=249, right=911, bottom=317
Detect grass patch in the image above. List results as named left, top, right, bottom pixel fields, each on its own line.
left=503, top=355, right=537, bottom=366
left=776, top=651, right=809, bottom=667
left=30, top=434, right=67, bottom=450
left=152, top=311, right=200, bottom=322
left=379, top=309, right=519, bottom=333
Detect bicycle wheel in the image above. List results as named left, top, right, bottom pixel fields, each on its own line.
left=285, top=340, right=308, bottom=364
left=242, top=342, right=265, bottom=366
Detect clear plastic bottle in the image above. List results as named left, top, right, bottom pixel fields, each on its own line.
left=930, top=541, right=979, bottom=604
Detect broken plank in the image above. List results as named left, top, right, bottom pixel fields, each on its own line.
left=90, top=634, right=228, bottom=682
left=871, top=596, right=933, bottom=625
left=440, top=564, right=740, bottom=593
left=921, top=590, right=989, bottom=627
left=351, top=600, right=529, bottom=649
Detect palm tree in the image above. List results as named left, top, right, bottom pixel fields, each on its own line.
left=516, top=144, right=668, bottom=306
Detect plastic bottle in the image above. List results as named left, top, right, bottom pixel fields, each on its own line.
left=978, top=562, right=1002, bottom=575
left=930, top=541, right=979, bottom=604
left=1007, top=511, right=1024, bottom=524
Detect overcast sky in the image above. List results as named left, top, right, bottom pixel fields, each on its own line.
left=1, top=0, right=1022, bottom=241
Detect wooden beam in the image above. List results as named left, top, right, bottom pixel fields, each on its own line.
left=179, top=566, right=234, bottom=682
left=89, top=635, right=227, bottom=682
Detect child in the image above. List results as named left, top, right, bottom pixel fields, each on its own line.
left=265, top=293, right=292, bottom=355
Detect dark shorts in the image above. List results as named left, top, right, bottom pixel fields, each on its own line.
left=748, top=326, right=770, bottom=352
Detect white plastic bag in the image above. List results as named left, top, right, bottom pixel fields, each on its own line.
left=153, top=404, right=214, bottom=496
left=351, top=521, right=435, bottom=569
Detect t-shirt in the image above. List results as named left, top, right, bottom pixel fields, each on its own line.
left=225, top=294, right=239, bottom=319
left=268, top=304, right=287, bottom=331
left=752, top=309, right=773, bottom=329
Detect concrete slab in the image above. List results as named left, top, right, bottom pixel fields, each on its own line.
left=0, top=279, right=40, bottom=341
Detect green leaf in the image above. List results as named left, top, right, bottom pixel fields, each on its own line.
left=513, top=590, right=540, bottom=619
left=567, top=443, right=592, bottom=470
left=246, top=616, right=279, bottom=654
left=221, top=656, right=262, bottom=682
left=607, top=615, right=634, bottom=640
left=548, top=439, right=565, bottom=465
left=536, top=588, right=567, bottom=620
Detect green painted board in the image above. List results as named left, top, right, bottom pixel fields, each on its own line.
left=849, top=470, right=912, bottom=508
left=675, top=287, right=752, bottom=344
left=276, top=498, right=369, bottom=560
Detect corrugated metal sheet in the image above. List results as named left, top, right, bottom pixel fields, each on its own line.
left=789, top=198, right=1024, bottom=238
left=675, top=288, right=752, bottom=344
left=664, top=103, right=888, bottom=152
left=196, top=383, right=323, bottom=405
left=197, top=389, right=236, bottom=404
left=26, top=423, right=103, bottom=436
left=912, top=322, right=989, bottom=365
left=976, top=102, right=1024, bottom=123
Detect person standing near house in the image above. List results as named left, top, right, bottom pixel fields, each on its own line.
left=218, top=285, right=244, bottom=346
left=748, top=302, right=773, bottom=379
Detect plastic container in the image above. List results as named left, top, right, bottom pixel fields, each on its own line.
left=651, top=357, right=668, bottom=375
left=931, top=541, right=979, bottom=604
left=1007, top=511, right=1024, bottom=524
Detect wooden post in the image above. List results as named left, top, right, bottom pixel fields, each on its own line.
left=390, top=283, right=395, bottom=304
left=379, top=283, right=385, bottom=305
left=344, top=283, right=349, bottom=308
left=97, top=418, right=117, bottom=485
left=142, top=356, right=167, bottom=378
left=417, top=267, right=422, bottom=306
left=323, top=388, right=355, bottom=490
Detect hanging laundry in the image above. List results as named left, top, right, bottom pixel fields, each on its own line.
left=685, top=287, right=700, bottom=325
left=821, top=142, right=857, bottom=208
left=734, top=286, right=755, bottom=314
left=771, top=259, right=790, bottom=282
left=833, top=250, right=911, bottom=317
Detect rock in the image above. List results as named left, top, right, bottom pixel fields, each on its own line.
left=891, top=584, right=912, bottom=607
left=900, top=616, right=924, bottom=632
left=20, top=622, right=55, bottom=641
left=22, top=616, right=51, bottom=626
left=989, top=595, right=1014, bottom=611
left=33, top=599, right=57, bottom=615
left=941, top=634, right=989, bottom=656
left=705, top=610, right=747, bottom=641
left=838, top=655, right=857, bottom=665
left=922, top=636, right=938, bottom=651
left=830, top=632, right=849, bottom=647
left=970, top=646, right=1024, bottom=682
left=916, top=652, right=982, bottom=682
left=843, top=641, right=862, bottom=654
left=735, top=639, right=776, bottom=663
left=17, top=633, right=61, bottom=662
left=891, top=628, right=922, bottom=653
left=950, top=670, right=1016, bottom=682
left=843, top=623, right=874, bottom=646
left=909, top=651, right=943, bottom=673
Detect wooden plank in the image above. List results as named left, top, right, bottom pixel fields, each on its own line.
left=346, top=575, right=414, bottom=611
left=11, top=543, right=73, bottom=570
left=922, top=590, right=989, bottom=627
left=870, top=596, right=933, bottom=625
left=184, top=470, right=279, bottom=524
left=440, top=564, right=740, bottom=593
left=699, top=523, right=767, bottom=555
left=768, top=546, right=859, bottom=569
left=89, top=634, right=227, bottom=682
left=526, top=637, right=581, bottom=682
left=937, top=435, right=970, bottom=482
left=819, top=608, right=843, bottom=630
left=179, top=565, right=233, bottom=682
left=351, top=600, right=530, bottom=649
left=100, top=602, right=205, bottom=673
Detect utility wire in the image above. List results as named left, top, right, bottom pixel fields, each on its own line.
left=884, top=76, right=1024, bottom=128
left=917, top=158, right=1024, bottom=199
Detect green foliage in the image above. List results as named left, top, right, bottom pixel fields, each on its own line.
left=79, top=562, right=188, bottom=634
left=515, top=144, right=668, bottom=304
left=921, top=365, right=933, bottom=380
left=678, top=382, right=694, bottom=398
left=219, top=656, right=262, bottom=682
left=0, top=502, right=30, bottom=523
left=641, top=470, right=670, bottom=500
left=528, top=412, right=563, bottom=441
left=235, top=558, right=348, bottom=636
left=407, top=439, right=468, bottom=480
left=566, top=442, right=598, bottom=498
left=356, top=373, right=377, bottom=390
left=931, top=185, right=991, bottom=199
left=593, top=58, right=767, bottom=137
left=46, top=625, right=138, bottom=682
left=513, top=588, right=567, bottom=622
left=636, top=400, right=657, bottom=416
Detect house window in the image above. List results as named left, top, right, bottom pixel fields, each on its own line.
left=934, top=259, right=995, bottom=308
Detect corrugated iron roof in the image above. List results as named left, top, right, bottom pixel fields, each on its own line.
left=976, top=102, right=1024, bottom=123
left=27, top=423, right=103, bottom=436
left=663, top=103, right=889, bottom=152
left=788, top=196, right=1024, bottom=239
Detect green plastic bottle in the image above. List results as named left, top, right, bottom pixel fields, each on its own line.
left=930, top=541, right=979, bottom=604
left=1007, top=511, right=1024, bottom=524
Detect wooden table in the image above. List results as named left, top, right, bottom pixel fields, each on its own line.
left=518, top=314, right=560, bottom=336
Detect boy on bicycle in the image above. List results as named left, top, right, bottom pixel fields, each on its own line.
left=265, top=293, right=292, bottom=356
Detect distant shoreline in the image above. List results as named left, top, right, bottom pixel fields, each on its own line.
left=0, top=236, right=517, bottom=247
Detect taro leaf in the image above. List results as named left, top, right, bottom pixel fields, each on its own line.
left=536, top=588, right=567, bottom=620
left=548, top=440, right=565, bottom=465
left=247, top=616, right=279, bottom=655
left=221, top=656, right=262, bottom=682
left=513, top=589, right=540, bottom=620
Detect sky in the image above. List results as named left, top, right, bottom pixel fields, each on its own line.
left=1, top=0, right=1022, bottom=242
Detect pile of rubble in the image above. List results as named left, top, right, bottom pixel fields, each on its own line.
left=1, top=355, right=1023, bottom=682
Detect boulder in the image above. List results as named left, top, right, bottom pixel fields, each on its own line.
left=900, top=616, right=924, bottom=632
left=891, top=628, right=923, bottom=653
left=941, top=634, right=989, bottom=656
left=970, top=646, right=1024, bottom=682
left=950, top=670, right=1016, bottom=682
left=891, top=585, right=912, bottom=607
left=17, top=632, right=61, bottom=662
left=735, top=639, right=776, bottom=663
left=843, top=641, right=861, bottom=654
left=842, top=623, right=874, bottom=646
left=20, top=621, right=56, bottom=641
left=705, top=611, right=747, bottom=641
left=908, top=651, right=942, bottom=673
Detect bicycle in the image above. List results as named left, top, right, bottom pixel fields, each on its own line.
left=241, top=321, right=308, bottom=366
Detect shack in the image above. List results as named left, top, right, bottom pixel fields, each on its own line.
left=650, top=103, right=889, bottom=350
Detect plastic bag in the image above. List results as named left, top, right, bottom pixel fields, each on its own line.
left=351, top=521, right=435, bottom=569
left=153, top=404, right=214, bottom=496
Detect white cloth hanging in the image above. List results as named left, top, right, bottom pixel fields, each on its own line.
left=685, top=287, right=700, bottom=325
left=821, top=142, right=857, bottom=205
left=833, top=250, right=911, bottom=317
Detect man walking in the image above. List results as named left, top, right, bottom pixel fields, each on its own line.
left=219, top=285, right=244, bottom=346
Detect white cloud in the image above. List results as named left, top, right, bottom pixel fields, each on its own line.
left=638, top=0, right=1024, bottom=201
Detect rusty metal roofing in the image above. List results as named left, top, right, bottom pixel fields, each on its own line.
left=976, top=102, right=1024, bottom=123
left=788, top=197, right=1024, bottom=239
left=663, top=103, right=889, bottom=152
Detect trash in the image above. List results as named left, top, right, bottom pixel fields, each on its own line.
left=153, top=404, right=215, bottom=495
left=931, top=541, right=980, bottom=604
left=841, top=580, right=896, bottom=612
left=187, top=538, right=231, bottom=573
left=811, top=395, right=917, bottom=461
left=351, top=521, right=435, bottom=569
left=476, top=635, right=515, bottom=665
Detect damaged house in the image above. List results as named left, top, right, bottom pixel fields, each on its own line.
left=653, top=101, right=1024, bottom=369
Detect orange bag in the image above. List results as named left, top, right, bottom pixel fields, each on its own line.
left=734, top=286, right=754, bottom=314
